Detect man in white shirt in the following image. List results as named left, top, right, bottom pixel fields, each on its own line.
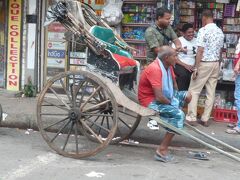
left=173, top=23, right=197, bottom=90
left=186, top=10, right=224, bottom=127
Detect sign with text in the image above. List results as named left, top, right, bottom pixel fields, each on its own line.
left=7, top=0, right=22, bottom=91
left=47, top=49, right=66, bottom=58
left=47, top=42, right=65, bottom=50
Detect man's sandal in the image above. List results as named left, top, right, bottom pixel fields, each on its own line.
left=154, top=152, right=174, bottom=163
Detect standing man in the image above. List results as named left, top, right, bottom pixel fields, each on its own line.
left=138, top=46, right=191, bottom=162
left=186, top=10, right=224, bottom=127
left=145, top=7, right=184, bottom=64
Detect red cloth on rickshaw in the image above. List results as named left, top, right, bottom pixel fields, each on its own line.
left=112, top=53, right=137, bottom=68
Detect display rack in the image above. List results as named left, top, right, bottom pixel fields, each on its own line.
left=121, top=0, right=157, bottom=62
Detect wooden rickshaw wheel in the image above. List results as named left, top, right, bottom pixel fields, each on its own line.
left=36, top=70, right=118, bottom=158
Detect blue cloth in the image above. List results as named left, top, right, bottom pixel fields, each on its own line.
left=148, top=91, right=188, bottom=133
left=158, top=58, right=174, bottom=100
left=234, top=75, right=240, bottom=128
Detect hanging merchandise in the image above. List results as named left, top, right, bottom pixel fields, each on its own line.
left=101, top=0, right=123, bottom=26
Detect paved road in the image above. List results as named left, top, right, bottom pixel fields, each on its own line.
left=0, top=128, right=239, bottom=180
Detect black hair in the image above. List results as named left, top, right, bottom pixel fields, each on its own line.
left=202, top=9, right=213, bottom=18
left=181, top=23, right=194, bottom=32
left=156, top=7, right=171, bottom=20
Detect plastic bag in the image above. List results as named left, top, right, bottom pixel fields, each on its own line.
left=101, top=0, right=123, bottom=26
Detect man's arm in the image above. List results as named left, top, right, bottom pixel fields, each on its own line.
left=173, top=38, right=182, bottom=50
left=192, top=46, right=204, bottom=80
left=145, top=28, right=160, bottom=55
left=173, top=78, right=178, bottom=91
left=173, top=38, right=187, bottom=53
left=153, top=87, right=171, bottom=105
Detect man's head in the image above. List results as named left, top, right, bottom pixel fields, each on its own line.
left=182, top=23, right=194, bottom=41
left=158, top=46, right=178, bottom=67
left=202, top=10, right=213, bottom=26
left=156, top=8, right=172, bottom=28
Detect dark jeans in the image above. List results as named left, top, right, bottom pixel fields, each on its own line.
left=174, top=64, right=192, bottom=91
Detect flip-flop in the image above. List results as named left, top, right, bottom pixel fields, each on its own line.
left=154, top=153, right=174, bottom=162
left=188, top=151, right=209, bottom=160
left=226, top=128, right=240, bottom=134
left=227, top=123, right=236, bottom=128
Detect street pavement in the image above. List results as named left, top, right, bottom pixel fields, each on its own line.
left=0, top=88, right=240, bottom=155
left=0, top=128, right=239, bottom=180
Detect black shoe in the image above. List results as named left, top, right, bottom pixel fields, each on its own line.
left=198, top=120, right=209, bottom=127
left=186, top=120, right=198, bottom=126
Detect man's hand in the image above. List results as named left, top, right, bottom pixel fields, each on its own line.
left=171, top=97, right=179, bottom=108
left=184, top=64, right=194, bottom=72
left=192, top=68, right=198, bottom=80
left=234, top=61, right=240, bottom=74
left=176, top=46, right=187, bottom=53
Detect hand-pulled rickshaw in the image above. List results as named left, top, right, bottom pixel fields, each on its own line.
left=36, top=0, right=240, bottom=162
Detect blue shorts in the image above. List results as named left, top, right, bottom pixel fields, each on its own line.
left=148, top=91, right=187, bottom=133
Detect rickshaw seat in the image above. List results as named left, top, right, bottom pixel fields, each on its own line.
left=90, top=26, right=137, bottom=72
left=90, top=26, right=132, bottom=59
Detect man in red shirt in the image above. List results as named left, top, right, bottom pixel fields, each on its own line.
left=138, top=46, right=191, bottom=162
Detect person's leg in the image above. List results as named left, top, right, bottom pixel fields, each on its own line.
left=186, top=62, right=213, bottom=122
left=157, top=105, right=185, bottom=155
left=157, top=132, right=175, bottom=156
left=226, top=75, right=240, bottom=133
left=234, top=75, right=240, bottom=130
left=175, top=91, right=191, bottom=108
left=201, top=62, right=219, bottom=123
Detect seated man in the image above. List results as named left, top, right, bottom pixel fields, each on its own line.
left=138, top=46, right=192, bottom=162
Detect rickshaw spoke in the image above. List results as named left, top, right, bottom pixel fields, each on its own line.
left=106, top=116, right=110, bottom=130
left=43, top=99, right=69, bottom=112
left=82, top=112, right=113, bottom=117
left=78, top=79, right=89, bottom=107
left=40, top=113, right=69, bottom=116
left=119, top=117, right=132, bottom=129
left=98, top=116, right=105, bottom=135
left=43, top=116, right=70, bottom=130
left=49, top=87, right=71, bottom=110
left=81, top=100, right=110, bottom=112
left=89, top=114, right=102, bottom=128
left=80, top=118, right=103, bottom=143
left=80, top=86, right=101, bottom=109
left=70, top=75, right=77, bottom=108
left=62, top=121, right=74, bottom=151
left=59, top=79, right=72, bottom=106
left=85, top=118, right=110, bottom=133
left=74, top=122, right=79, bottom=153
left=50, top=120, right=72, bottom=143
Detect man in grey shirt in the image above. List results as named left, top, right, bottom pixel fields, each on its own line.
left=145, top=8, right=183, bottom=64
